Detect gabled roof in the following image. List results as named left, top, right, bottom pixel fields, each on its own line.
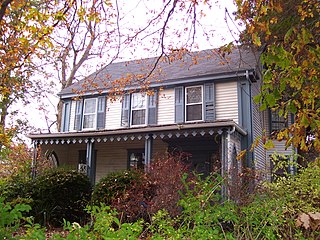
left=59, top=45, right=260, bottom=97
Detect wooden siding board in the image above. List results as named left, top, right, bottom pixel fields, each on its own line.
left=215, top=81, right=238, bottom=123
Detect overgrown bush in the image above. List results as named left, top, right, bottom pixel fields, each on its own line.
left=108, top=153, right=191, bottom=223
left=0, top=197, right=31, bottom=239
left=0, top=175, right=33, bottom=205
left=92, top=169, right=144, bottom=206
left=29, top=168, right=92, bottom=227
left=266, top=159, right=320, bottom=239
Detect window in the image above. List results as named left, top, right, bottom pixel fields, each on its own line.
left=83, top=98, right=97, bottom=129
left=74, top=96, right=106, bottom=131
left=61, top=101, right=71, bottom=132
left=128, top=149, right=145, bottom=170
left=121, top=91, right=158, bottom=127
left=131, top=93, right=146, bottom=125
left=175, top=84, right=214, bottom=123
left=270, top=109, right=287, bottom=133
left=185, top=86, right=203, bottom=121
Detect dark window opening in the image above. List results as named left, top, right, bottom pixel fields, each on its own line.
left=270, top=109, right=287, bottom=133
left=128, top=149, right=145, bottom=170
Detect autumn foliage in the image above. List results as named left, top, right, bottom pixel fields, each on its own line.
left=235, top=0, right=320, bottom=152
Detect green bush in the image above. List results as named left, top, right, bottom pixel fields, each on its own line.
left=30, top=168, right=92, bottom=227
left=0, top=175, right=32, bottom=202
left=0, top=197, right=32, bottom=239
left=92, top=169, right=144, bottom=206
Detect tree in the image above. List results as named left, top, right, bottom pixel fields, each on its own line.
left=51, top=0, right=216, bottom=130
left=234, top=0, right=320, bottom=153
left=0, top=0, right=72, bottom=146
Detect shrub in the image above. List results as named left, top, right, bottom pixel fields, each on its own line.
left=92, top=169, right=144, bottom=206
left=0, top=197, right=32, bottom=239
left=110, top=152, right=192, bottom=223
left=0, top=175, right=34, bottom=209
left=266, top=159, right=320, bottom=239
left=29, top=168, right=92, bottom=227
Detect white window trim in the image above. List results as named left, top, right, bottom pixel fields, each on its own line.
left=130, top=92, right=147, bottom=126
left=185, top=85, right=204, bottom=122
left=82, top=98, right=98, bottom=130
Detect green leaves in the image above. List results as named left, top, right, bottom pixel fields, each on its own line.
left=237, top=0, right=320, bottom=152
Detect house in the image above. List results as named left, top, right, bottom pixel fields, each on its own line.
left=28, top=45, right=294, bottom=184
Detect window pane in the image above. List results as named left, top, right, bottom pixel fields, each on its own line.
left=132, top=109, right=146, bottom=125
left=186, top=87, right=202, bottom=104
left=132, top=93, right=146, bottom=109
left=83, top=114, right=95, bottom=129
left=186, top=104, right=202, bottom=121
left=271, top=110, right=286, bottom=131
left=84, top=99, right=96, bottom=114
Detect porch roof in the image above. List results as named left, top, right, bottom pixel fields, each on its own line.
left=28, top=120, right=246, bottom=145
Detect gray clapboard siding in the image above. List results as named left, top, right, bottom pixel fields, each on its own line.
left=251, top=80, right=267, bottom=174
left=215, top=81, right=239, bottom=123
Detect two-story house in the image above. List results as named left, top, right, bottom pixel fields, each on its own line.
left=28, top=45, right=294, bottom=184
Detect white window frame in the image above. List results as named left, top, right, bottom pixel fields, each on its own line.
left=82, top=98, right=98, bottom=130
left=185, top=85, right=204, bottom=122
left=130, top=92, right=147, bottom=126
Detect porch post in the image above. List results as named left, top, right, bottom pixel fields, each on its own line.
left=220, top=130, right=228, bottom=197
left=86, top=139, right=96, bottom=185
left=31, top=140, right=38, bottom=179
left=144, top=134, right=153, bottom=172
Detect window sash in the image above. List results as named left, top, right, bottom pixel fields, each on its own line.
left=270, top=110, right=287, bottom=132
left=83, top=98, right=97, bottom=129
left=185, top=86, right=203, bottom=121
left=131, top=93, right=146, bottom=126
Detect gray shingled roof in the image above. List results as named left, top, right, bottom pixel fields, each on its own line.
left=59, top=45, right=260, bottom=97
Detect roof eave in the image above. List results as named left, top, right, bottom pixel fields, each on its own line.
left=58, top=69, right=256, bottom=99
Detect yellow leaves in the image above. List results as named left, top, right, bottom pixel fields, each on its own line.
left=252, top=32, right=261, bottom=46
left=263, top=139, right=275, bottom=150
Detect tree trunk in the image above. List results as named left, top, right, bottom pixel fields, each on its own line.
left=56, top=100, right=63, bottom=132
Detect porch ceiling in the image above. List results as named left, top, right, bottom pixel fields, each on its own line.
left=28, top=120, right=246, bottom=145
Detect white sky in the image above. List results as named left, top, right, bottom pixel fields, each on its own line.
left=11, top=0, right=240, bottom=139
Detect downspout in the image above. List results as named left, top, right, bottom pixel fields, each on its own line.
left=246, top=70, right=254, bottom=168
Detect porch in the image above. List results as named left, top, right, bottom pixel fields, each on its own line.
left=29, top=120, right=246, bottom=184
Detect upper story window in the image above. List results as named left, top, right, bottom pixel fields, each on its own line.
left=83, top=98, right=97, bottom=129
left=131, top=93, right=147, bottom=125
left=270, top=109, right=287, bottom=133
left=185, top=86, right=203, bottom=121
left=61, top=101, right=71, bottom=132
left=175, top=84, right=214, bottom=123
left=74, top=96, right=106, bottom=131
left=121, top=90, right=158, bottom=127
